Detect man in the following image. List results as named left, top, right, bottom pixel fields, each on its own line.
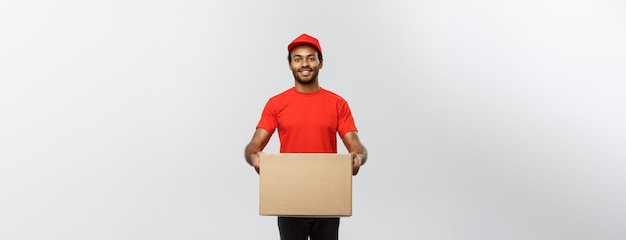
left=244, top=33, right=368, bottom=240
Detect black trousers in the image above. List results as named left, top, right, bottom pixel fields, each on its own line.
left=278, top=217, right=340, bottom=240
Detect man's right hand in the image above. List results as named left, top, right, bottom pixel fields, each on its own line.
left=245, top=128, right=270, bottom=175
left=251, top=152, right=261, bottom=174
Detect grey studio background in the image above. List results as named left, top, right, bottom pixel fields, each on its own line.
left=1, top=0, right=625, bottom=239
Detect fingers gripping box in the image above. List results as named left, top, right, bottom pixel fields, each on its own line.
left=259, top=153, right=352, bottom=217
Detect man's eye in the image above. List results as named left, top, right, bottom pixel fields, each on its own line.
left=308, top=57, right=316, bottom=62
left=294, top=58, right=301, bottom=62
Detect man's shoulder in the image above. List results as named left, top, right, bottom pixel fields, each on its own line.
left=269, top=87, right=296, bottom=100
left=320, top=88, right=348, bottom=102
left=320, top=88, right=341, bottom=96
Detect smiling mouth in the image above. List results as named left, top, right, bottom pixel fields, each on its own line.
left=299, top=69, right=312, bottom=76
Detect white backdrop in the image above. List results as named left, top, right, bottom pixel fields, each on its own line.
left=1, top=1, right=625, bottom=239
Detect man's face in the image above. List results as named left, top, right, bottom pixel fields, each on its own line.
left=289, top=45, right=323, bottom=84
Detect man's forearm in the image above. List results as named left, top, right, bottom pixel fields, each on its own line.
left=244, top=142, right=261, bottom=166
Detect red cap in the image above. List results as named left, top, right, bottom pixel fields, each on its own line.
left=287, top=33, right=322, bottom=55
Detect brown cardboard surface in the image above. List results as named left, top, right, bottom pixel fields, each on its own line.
left=259, top=153, right=352, bottom=217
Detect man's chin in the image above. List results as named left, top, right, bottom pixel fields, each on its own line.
left=293, top=71, right=318, bottom=84
left=296, top=77, right=315, bottom=84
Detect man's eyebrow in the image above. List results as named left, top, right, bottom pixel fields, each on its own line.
left=292, top=54, right=316, bottom=58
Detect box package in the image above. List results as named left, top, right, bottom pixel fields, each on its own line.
left=259, top=153, right=352, bottom=217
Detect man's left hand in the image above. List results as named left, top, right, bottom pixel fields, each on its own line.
left=351, top=152, right=362, bottom=175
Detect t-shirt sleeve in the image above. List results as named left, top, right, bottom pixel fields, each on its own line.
left=337, top=100, right=358, bottom=138
left=256, top=98, right=277, bottom=135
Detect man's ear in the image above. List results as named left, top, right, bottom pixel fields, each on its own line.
left=319, top=59, right=323, bottom=69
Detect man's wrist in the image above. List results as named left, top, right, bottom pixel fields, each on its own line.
left=352, top=153, right=363, bottom=166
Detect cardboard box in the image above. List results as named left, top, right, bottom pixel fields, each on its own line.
left=259, top=153, right=352, bottom=217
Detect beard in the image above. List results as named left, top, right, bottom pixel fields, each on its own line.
left=292, top=67, right=319, bottom=85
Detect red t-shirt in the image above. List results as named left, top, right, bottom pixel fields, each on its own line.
left=256, top=87, right=358, bottom=153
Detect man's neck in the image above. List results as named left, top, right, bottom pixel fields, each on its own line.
left=294, top=81, right=320, bottom=93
